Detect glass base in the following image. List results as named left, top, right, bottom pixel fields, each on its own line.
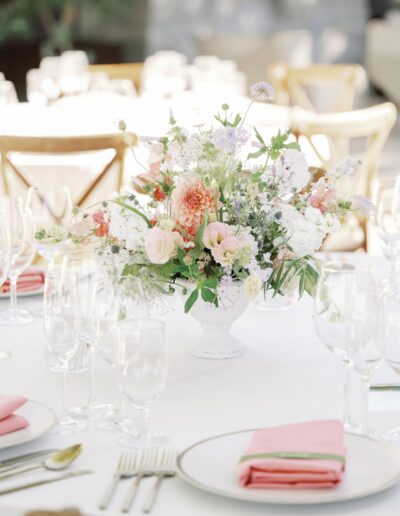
left=118, top=432, right=168, bottom=449
left=382, top=427, right=400, bottom=442
left=96, top=417, right=134, bottom=433
left=0, top=350, right=11, bottom=360
left=51, top=416, right=87, bottom=435
left=70, top=402, right=116, bottom=421
left=0, top=307, right=34, bottom=326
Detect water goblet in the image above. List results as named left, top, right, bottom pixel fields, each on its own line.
left=44, top=271, right=86, bottom=433
left=117, top=318, right=169, bottom=449
left=0, top=197, right=36, bottom=326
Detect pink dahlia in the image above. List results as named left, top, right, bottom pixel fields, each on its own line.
left=171, top=178, right=217, bottom=236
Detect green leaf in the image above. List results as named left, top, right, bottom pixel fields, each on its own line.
left=184, top=288, right=199, bottom=313
left=247, top=149, right=266, bottom=160
left=201, top=287, right=216, bottom=304
left=195, top=212, right=208, bottom=250
left=203, top=277, right=218, bottom=288
left=286, top=141, right=301, bottom=150
left=253, top=126, right=265, bottom=145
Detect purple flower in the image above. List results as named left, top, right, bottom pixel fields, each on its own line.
left=213, top=126, right=249, bottom=151
left=250, top=82, right=275, bottom=101
left=351, top=195, right=374, bottom=217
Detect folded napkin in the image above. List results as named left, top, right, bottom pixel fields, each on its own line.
left=0, top=395, right=29, bottom=436
left=1, top=270, right=45, bottom=294
left=238, top=420, right=346, bottom=489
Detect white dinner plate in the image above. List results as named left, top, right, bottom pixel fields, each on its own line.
left=178, top=429, right=400, bottom=505
left=0, top=400, right=56, bottom=450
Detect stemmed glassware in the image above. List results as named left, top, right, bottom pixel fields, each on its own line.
left=27, top=185, right=72, bottom=272
left=0, top=197, right=36, bottom=326
left=0, top=198, right=11, bottom=359
left=44, top=269, right=87, bottom=433
left=96, top=277, right=148, bottom=433
left=314, top=261, right=379, bottom=433
left=66, top=250, right=117, bottom=420
left=117, top=318, right=169, bottom=449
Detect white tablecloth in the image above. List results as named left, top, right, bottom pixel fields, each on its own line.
left=0, top=256, right=399, bottom=516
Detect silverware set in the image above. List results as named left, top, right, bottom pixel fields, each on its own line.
left=0, top=445, right=92, bottom=495
left=100, top=449, right=177, bottom=513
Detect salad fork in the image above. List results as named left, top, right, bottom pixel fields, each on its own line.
left=99, top=452, right=139, bottom=510
left=142, top=449, right=177, bottom=513
left=121, top=449, right=157, bottom=513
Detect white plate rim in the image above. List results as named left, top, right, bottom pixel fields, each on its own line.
left=177, top=428, right=400, bottom=505
left=0, top=399, right=56, bottom=450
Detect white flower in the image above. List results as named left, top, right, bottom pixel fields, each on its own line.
left=212, top=126, right=249, bottom=151
left=272, top=149, right=310, bottom=191
left=329, top=157, right=359, bottom=179
left=159, top=217, right=175, bottom=231
left=109, top=201, right=148, bottom=250
left=147, top=141, right=164, bottom=164
left=244, top=272, right=262, bottom=298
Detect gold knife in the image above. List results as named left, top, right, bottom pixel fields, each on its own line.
left=0, top=470, right=93, bottom=496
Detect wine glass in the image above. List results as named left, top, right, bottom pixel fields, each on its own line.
left=27, top=185, right=72, bottom=271
left=314, top=261, right=378, bottom=432
left=372, top=177, right=400, bottom=269
left=380, top=279, right=400, bottom=441
left=0, top=197, right=36, bottom=326
left=0, top=198, right=11, bottom=359
left=44, top=270, right=87, bottom=433
left=97, top=277, right=149, bottom=433
left=117, top=318, right=169, bottom=449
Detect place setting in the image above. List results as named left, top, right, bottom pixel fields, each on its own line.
left=1, top=14, right=400, bottom=513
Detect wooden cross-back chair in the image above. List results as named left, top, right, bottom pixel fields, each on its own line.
left=291, top=102, right=397, bottom=250
left=268, top=63, right=366, bottom=113
left=88, top=63, right=143, bottom=93
left=0, top=132, right=136, bottom=207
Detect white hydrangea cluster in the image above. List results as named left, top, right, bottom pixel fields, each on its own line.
left=108, top=200, right=149, bottom=251
left=279, top=205, right=340, bottom=257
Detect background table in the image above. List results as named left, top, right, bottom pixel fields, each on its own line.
left=0, top=255, right=399, bottom=516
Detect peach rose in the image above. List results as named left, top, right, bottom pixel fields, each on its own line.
left=145, top=227, right=177, bottom=264
left=203, top=222, right=233, bottom=249
left=211, top=236, right=241, bottom=266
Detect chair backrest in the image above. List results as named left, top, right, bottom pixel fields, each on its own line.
left=290, top=102, right=397, bottom=198
left=268, top=63, right=366, bottom=113
left=88, top=63, right=143, bottom=92
left=0, top=132, right=136, bottom=206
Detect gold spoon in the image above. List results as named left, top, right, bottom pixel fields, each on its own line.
left=0, top=444, right=82, bottom=480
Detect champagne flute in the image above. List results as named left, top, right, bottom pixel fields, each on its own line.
left=44, top=270, right=87, bottom=433
left=117, top=318, right=169, bottom=449
left=314, top=261, right=378, bottom=432
left=27, top=185, right=72, bottom=271
left=0, top=197, right=36, bottom=326
left=66, top=250, right=115, bottom=420
left=0, top=198, right=11, bottom=359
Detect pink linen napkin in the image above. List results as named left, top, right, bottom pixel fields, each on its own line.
left=1, top=270, right=45, bottom=294
left=238, top=420, right=346, bottom=489
left=0, top=395, right=29, bottom=436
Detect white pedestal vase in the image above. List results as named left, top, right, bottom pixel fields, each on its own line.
left=183, top=282, right=250, bottom=359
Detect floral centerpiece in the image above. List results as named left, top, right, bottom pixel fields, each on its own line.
left=37, top=82, right=371, bottom=357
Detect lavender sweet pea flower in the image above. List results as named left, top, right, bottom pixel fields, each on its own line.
left=213, top=126, right=249, bottom=151
left=250, top=81, right=275, bottom=101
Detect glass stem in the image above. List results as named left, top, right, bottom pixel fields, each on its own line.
left=343, top=365, right=352, bottom=429
left=361, top=378, right=370, bottom=435
left=88, top=342, right=97, bottom=407
left=136, top=404, right=150, bottom=437
left=9, top=275, right=18, bottom=314
left=60, top=366, right=68, bottom=421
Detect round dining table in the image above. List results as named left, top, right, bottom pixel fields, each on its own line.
left=0, top=254, right=399, bottom=516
